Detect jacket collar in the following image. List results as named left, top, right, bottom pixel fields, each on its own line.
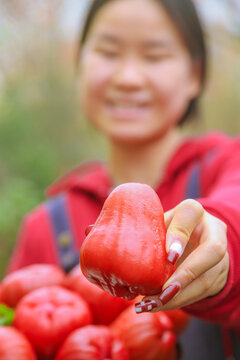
left=46, top=160, right=112, bottom=201
left=46, top=132, right=229, bottom=199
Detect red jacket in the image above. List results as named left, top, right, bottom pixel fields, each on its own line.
left=8, top=131, right=240, bottom=329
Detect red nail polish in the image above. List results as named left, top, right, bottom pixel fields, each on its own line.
left=167, top=242, right=183, bottom=265
left=159, top=282, right=181, bottom=305
left=167, top=249, right=180, bottom=265
left=85, top=225, right=94, bottom=236
left=135, top=300, right=158, bottom=313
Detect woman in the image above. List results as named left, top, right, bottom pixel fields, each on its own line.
left=8, top=0, right=240, bottom=358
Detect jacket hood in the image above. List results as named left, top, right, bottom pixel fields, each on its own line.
left=46, top=160, right=112, bottom=200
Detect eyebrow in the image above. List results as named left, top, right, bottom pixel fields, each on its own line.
left=143, top=39, right=174, bottom=50
left=94, top=33, right=122, bottom=45
left=93, top=33, right=174, bottom=50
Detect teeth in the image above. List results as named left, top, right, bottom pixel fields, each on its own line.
left=112, top=104, right=141, bottom=109
left=111, top=100, right=145, bottom=107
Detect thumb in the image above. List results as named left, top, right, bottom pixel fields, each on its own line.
left=166, top=199, right=204, bottom=264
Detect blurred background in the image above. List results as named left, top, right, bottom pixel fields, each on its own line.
left=0, top=0, right=239, bottom=278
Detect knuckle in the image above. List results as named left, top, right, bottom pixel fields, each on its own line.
left=219, top=268, right=228, bottom=289
left=207, top=213, right=228, bottom=232
left=180, top=199, right=204, bottom=214
left=216, top=218, right=228, bottom=232
left=211, top=241, right=226, bottom=261
left=170, top=224, right=190, bottom=240
left=223, top=252, right=229, bottom=268
left=204, top=265, right=227, bottom=296
left=199, top=272, right=213, bottom=293
left=182, top=266, right=198, bottom=284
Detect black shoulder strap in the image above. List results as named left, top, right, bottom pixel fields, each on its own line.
left=230, top=329, right=240, bottom=359
left=185, top=160, right=240, bottom=360
left=185, top=162, right=201, bottom=199
left=45, top=194, right=79, bottom=273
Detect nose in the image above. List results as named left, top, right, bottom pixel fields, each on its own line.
left=112, top=56, right=145, bottom=90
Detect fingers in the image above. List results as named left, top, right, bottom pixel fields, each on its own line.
left=162, top=211, right=227, bottom=297
left=165, top=213, right=226, bottom=283
left=140, top=252, right=229, bottom=312
left=135, top=252, right=229, bottom=314
left=135, top=211, right=228, bottom=314
left=165, top=199, right=204, bottom=265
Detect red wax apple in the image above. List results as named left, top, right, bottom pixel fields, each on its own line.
left=80, top=183, right=175, bottom=300
left=14, top=285, right=93, bottom=359
left=110, top=305, right=177, bottom=360
left=1, top=264, right=66, bottom=308
left=65, top=265, right=132, bottom=325
left=0, top=326, right=37, bottom=360
left=165, top=309, right=190, bottom=335
left=55, top=325, right=130, bottom=360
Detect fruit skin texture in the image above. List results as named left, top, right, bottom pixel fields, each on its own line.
left=110, top=305, right=177, bottom=360
left=165, top=309, right=190, bottom=335
left=1, top=264, right=66, bottom=308
left=0, top=326, right=37, bottom=360
left=55, top=325, right=130, bottom=360
left=80, top=183, right=176, bottom=300
left=65, top=265, right=132, bottom=325
left=14, top=285, right=93, bottom=359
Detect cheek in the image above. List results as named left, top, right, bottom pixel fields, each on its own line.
left=150, top=60, right=194, bottom=114
left=79, top=55, right=114, bottom=106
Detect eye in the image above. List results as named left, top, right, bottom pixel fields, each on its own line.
left=144, top=53, right=170, bottom=63
left=95, top=46, right=119, bottom=59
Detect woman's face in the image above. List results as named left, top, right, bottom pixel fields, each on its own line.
left=78, top=0, right=200, bottom=145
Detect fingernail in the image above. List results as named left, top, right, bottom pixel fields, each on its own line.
left=135, top=300, right=158, bottom=314
left=167, top=241, right=183, bottom=264
left=159, top=282, right=181, bottom=305
left=85, top=225, right=94, bottom=236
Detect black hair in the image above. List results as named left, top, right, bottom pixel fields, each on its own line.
left=78, top=0, right=207, bottom=125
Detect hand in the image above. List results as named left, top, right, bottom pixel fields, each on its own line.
left=135, top=199, right=229, bottom=313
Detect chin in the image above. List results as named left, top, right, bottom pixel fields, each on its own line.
left=109, top=130, right=164, bottom=147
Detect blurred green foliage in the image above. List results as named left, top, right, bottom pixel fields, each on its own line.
left=0, top=51, right=106, bottom=278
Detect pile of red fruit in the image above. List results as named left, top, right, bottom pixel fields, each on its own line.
left=0, top=263, right=189, bottom=360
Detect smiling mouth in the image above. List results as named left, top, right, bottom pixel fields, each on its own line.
left=106, top=99, right=151, bottom=120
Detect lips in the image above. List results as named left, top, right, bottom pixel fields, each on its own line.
left=105, top=98, right=151, bottom=121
